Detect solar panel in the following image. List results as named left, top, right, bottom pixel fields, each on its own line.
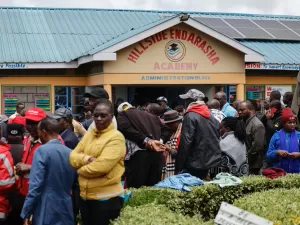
left=194, top=16, right=300, bottom=40
left=213, top=27, right=244, bottom=38
left=194, top=17, right=244, bottom=38
left=253, top=20, right=286, bottom=29
left=194, top=17, right=230, bottom=27
left=280, top=20, right=300, bottom=29
left=266, top=29, right=300, bottom=40
left=252, top=20, right=300, bottom=40
left=279, top=21, right=300, bottom=36
left=235, top=28, right=274, bottom=39
left=224, top=19, right=258, bottom=28
left=223, top=18, right=274, bottom=39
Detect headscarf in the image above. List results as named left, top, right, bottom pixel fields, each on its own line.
left=117, top=102, right=132, bottom=113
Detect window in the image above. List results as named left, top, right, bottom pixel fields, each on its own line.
left=55, top=87, right=85, bottom=118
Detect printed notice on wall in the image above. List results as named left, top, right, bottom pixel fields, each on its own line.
left=265, top=85, right=292, bottom=100
left=214, top=202, right=273, bottom=225
left=35, top=94, right=51, bottom=112
left=3, top=94, right=18, bottom=116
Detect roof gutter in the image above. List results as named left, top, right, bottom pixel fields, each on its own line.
left=78, top=53, right=117, bottom=66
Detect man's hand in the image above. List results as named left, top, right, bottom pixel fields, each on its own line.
left=88, top=157, right=96, bottom=163
left=163, top=144, right=172, bottom=152
left=276, top=150, right=289, bottom=158
left=24, top=219, right=32, bottom=225
left=16, top=163, right=31, bottom=176
left=266, top=111, right=272, bottom=120
left=288, top=152, right=300, bottom=159
left=146, top=140, right=165, bottom=152
left=84, top=156, right=97, bottom=165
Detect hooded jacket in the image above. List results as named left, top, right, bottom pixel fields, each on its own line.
left=175, top=102, right=221, bottom=172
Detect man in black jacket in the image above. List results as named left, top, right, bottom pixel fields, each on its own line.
left=118, top=107, right=170, bottom=188
left=175, top=89, right=221, bottom=180
left=261, top=100, right=283, bottom=149
left=239, top=101, right=265, bottom=175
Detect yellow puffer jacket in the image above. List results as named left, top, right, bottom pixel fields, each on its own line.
left=69, top=123, right=126, bottom=200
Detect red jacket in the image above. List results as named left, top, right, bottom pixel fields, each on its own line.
left=0, top=142, right=15, bottom=215
left=17, top=136, right=65, bottom=197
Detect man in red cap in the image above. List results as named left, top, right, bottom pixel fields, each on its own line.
left=267, top=108, right=300, bottom=174
left=11, top=108, right=63, bottom=225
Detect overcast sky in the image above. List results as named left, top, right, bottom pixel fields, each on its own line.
left=1, top=0, right=300, bottom=16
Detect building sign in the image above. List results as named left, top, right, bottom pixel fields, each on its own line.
left=140, top=75, right=211, bottom=81
left=35, top=94, right=51, bottom=111
left=3, top=94, right=18, bottom=116
left=0, top=63, right=27, bottom=69
left=153, top=62, right=198, bottom=71
left=266, top=85, right=292, bottom=98
left=127, top=28, right=220, bottom=66
left=246, top=63, right=300, bottom=71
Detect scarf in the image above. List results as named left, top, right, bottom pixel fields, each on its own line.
left=162, top=123, right=182, bottom=180
left=169, top=123, right=182, bottom=150
left=280, top=129, right=300, bottom=173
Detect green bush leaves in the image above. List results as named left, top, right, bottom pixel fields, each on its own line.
left=112, top=204, right=204, bottom=225
left=125, top=174, right=300, bottom=221
left=234, top=189, right=300, bottom=225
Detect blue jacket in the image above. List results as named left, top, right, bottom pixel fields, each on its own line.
left=60, top=129, right=79, bottom=150
left=21, top=140, right=76, bottom=225
left=267, top=131, right=300, bottom=173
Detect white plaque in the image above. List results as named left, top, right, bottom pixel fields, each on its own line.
left=214, top=202, right=273, bottom=225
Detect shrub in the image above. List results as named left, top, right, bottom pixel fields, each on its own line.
left=111, top=204, right=204, bottom=225
left=234, top=189, right=300, bottom=225
left=125, top=187, right=180, bottom=207
left=126, top=174, right=300, bottom=220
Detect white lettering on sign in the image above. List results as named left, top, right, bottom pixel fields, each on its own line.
left=245, top=63, right=300, bottom=71
left=214, top=202, right=273, bottom=225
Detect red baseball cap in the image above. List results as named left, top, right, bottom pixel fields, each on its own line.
left=8, top=116, right=26, bottom=127
left=25, top=108, right=47, bottom=122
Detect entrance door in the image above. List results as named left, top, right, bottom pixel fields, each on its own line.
left=134, top=87, right=166, bottom=105
left=166, top=87, right=185, bottom=108
left=130, top=86, right=185, bottom=109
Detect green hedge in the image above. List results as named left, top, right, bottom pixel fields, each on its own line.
left=111, top=204, right=204, bottom=225
left=234, top=189, right=300, bottom=225
left=126, top=174, right=300, bottom=220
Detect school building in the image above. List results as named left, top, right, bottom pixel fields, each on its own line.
left=0, top=7, right=299, bottom=115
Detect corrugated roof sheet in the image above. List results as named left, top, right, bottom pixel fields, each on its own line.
left=1, top=7, right=300, bottom=64
left=0, top=7, right=166, bottom=63
left=240, top=40, right=300, bottom=64
left=87, top=15, right=177, bottom=55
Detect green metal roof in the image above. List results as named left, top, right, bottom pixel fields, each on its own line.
left=0, top=7, right=166, bottom=63
left=240, top=40, right=300, bottom=65
left=1, top=7, right=300, bottom=64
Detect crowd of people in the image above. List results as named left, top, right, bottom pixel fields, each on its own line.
left=0, top=86, right=298, bottom=225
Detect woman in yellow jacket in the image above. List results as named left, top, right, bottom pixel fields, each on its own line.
left=70, top=99, right=126, bottom=225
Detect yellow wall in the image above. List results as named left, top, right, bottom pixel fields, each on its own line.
left=246, top=76, right=296, bottom=85
left=104, top=24, right=245, bottom=74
